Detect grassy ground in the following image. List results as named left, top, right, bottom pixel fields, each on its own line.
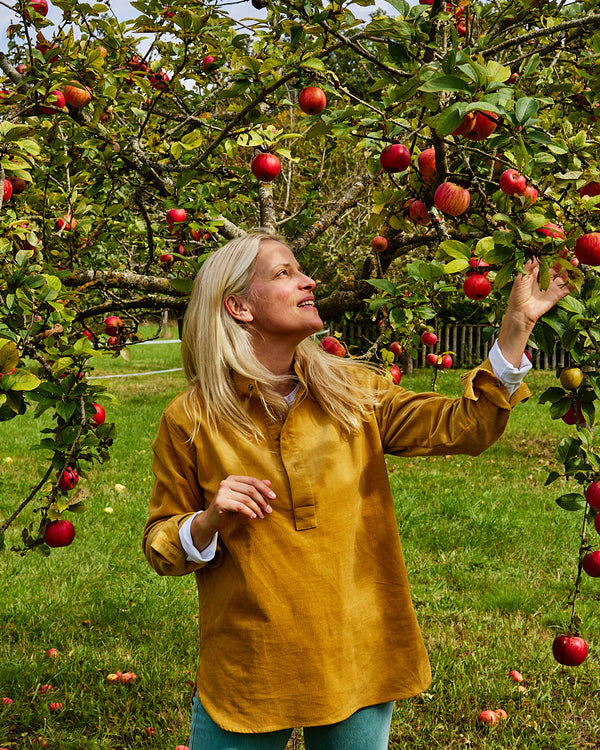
left=0, top=337, right=598, bottom=749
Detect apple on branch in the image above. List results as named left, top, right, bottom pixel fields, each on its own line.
left=319, top=336, right=346, bottom=357
left=499, top=168, right=527, bottom=196
left=379, top=143, right=411, bottom=173
left=582, top=550, right=600, bottom=577
left=251, top=152, right=281, bottom=182
left=40, top=89, right=65, bottom=115
left=408, top=199, right=430, bottom=225
left=417, top=148, right=436, bottom=184
left=389, top=341, right=402, bottom=357
left=552, top=634, right=588, bottom=666
left=434, top=182, right=470, bottom=217
left=574, top=233, right=600, bottom=265
left=463, top=273, right=491, bottom=300
left=371, top=235, right=388, bottom=253
left=2, top=178, right=13, bottom=203
left=298, top=86, right=327, bottom=115
left=64, top=82, right=93, bottom=109
left=420, top=331, right=437, bottom=346
left=43, top=519, right=75, bottom=548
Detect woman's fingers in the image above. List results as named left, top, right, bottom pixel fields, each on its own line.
left=209, top=475, right=275, bottom=524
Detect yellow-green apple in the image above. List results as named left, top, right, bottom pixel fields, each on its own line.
left=582, top=550, right=600, bottom=577
left=379, top=143, right=411, bottom=173
left=585, top=481, right=600, bottom=510
left=408, top=198, right=430, bottom=225
left=64, top=83, right=92, bottom=108
left=44, top=520, right=75, bottom=548
left=574, top=233, right=600, bottom=265
left=251, top=152, right=281, bottom=181
left=434, top=182, right=470, bottom=216
left=58, top=467, right=79, bottom=491
left=371, top=235, right=388, bottom=253
left=552, top=634, right=588, bottom=666
left=560, top=367, right=583, bottom=391
left=465, top=111, right=500, bottom=141
left=320, top=336, right=346, bottom=356
left=463, top=274, right=491, bottom=300
left=417, top=148, right=436, bottom=184
left=91, top=403, right=105, bottom=426
left=499, top=168, right=527, bottom=196
left=420, top=331, right=437, bottom=346
left=298, top=86, right=327, bottom=114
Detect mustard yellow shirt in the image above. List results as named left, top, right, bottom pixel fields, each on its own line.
left=143, top=360, right=529, bottom=733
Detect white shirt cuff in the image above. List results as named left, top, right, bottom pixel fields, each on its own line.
left=179, top=511, right=218, bottom=563
left=488, top=340, right=532, bottom=396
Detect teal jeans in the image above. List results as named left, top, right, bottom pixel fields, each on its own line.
left=189, top=693, right=395, bottom=750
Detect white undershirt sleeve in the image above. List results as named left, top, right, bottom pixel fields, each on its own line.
left=179, top=511, right=218, bottom=563
left=488, top=340, right=532, bottom=396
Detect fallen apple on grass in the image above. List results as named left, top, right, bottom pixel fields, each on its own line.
left=477, top=710, right=498, bottom=726
left=46, top=648, right=60, bottom=658
left=508, top=669, right=523, bottom=683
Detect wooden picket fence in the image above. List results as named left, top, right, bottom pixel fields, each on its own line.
left=327, top=321, right=569, bottom=371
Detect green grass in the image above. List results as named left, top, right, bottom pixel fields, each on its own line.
left=0, top=345, right=599, bottom=749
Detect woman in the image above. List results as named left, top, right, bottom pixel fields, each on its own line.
left=143, top=230, right=574, bottom=750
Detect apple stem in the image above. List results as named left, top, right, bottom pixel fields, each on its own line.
left=569, top=502, right=591, bottom=634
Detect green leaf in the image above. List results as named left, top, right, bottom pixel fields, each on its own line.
left=169, top=278, right=194, bottom=294
left=439, top=239, right=471, bottom=259
left=367, top=279, right=397, bottom=295
left=544, top=471, right=561, bottom=486
left=556, top=436, right=581, bottom=463
left=514, top=97, right=539, bottom=125
left=419, top=75, right=474, bottom=94
left=444, top=258, right=470, bottom=273
left=555, top=493, right=586, bottom=511
left=2, top=369, right=41, bottom=391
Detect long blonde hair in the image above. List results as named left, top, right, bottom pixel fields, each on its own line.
left=181, top=229, right=377, bottom=439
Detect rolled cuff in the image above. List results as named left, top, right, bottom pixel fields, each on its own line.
left=179, top=511, right=219, bottom=563
left=489, top=340, right=532, bottom=396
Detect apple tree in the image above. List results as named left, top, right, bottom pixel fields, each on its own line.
left=2, top=1, right=600, bottom=656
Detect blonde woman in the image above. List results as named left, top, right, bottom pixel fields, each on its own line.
left=143, top=230, right=574, bottom=750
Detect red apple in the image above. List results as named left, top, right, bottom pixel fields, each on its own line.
left=2, top=178, right=12, bottom=203
left=24, top=0, right=48, bottom=18
left=499, top=168, right=527, bottom=196
left=40, top=89, right=65, bottom=115
left=426, top=353, right=439, bottom=366
left=574, top=233, right=600, bottom=265
left=298, top=86, right=327, bottom=115
left=465, top=110, right=500, bottom=141
left=201, top=56, right=219, bottom=72
left=371, top=235, right=388, bottom=253
left=552, top=634, right=588, bottom=666
left=149, top=70, right=169, bottom=90
left=585, top=481, right=600, bottom=511
left=420, top=331, right=437, bottom=346
left=452, top=112, right=476, bottom=137
left=561, top=401, right=584, bottom=425
left=55, top=215, right=76, bottom=231
left=389, top=364, right=402, bottom=385
left=582, top=550, right=600, bottom=577
left=83, top=329, right=92, bottom=340
left=251, top=152, right=281, bottom=182
left=46, top=648, right=60, bottom=658
left=160, top=253, right=174, bottom=264
left=535, top=222, right=565, bottom=241
left=379, top=143, right=411, bottom=173
left=64, top=83, right=92, bottom=108
left=468, top=257, right=490, bottom=271
left=579, top=181, right=600, bottom=198
left=319, top=336, right=346, bottom=357
left=508, top=669, right=523, bottom=683
left=434, top=182, right=471, bottom=217
left=9, top=176, right=27, bottom=195
left=417, top=148, right=436, bottom=183
left=48, top=702, right=63, bottom=711
left=477, top=709, right=498, bottom=725
left=463, top=274, right=492, bottom=300
left=166, top=208, right=186, bottom=226
left=419, top=0, right=434, bottom=4
left=457, top=21, right=467, bottom=36
left=44, top=519, right=75, bottom=548
left=174, top=746, right=190, bottom=750
left=57, top=467, right=79, bottom=491
left=594, top=513, right=600, bottom=535
left=494, top=709, right=508, bottom=720
left=91, top=403, right=105, bottom=426
left=389, top=341, right=403, bottom=356
left=104, top=315, right=124, bottom=335
left=408, top=199, right=430, bottom=225
left=440, top=354, right=453, bottom=369
left=523, top=184, right=538, bottom=205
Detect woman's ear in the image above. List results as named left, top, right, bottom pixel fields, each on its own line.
left=224, top=294, right=253, bottom=323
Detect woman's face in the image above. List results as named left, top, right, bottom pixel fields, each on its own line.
left=243, top=240, right=323, bottom=347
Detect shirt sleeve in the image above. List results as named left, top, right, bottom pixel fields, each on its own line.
left=488, top=340, right=532, bottom=396
left=179, top=511, right=219, bottom=563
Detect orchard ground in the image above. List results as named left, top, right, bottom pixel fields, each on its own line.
left=0, top=334, right=599, bottom=749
